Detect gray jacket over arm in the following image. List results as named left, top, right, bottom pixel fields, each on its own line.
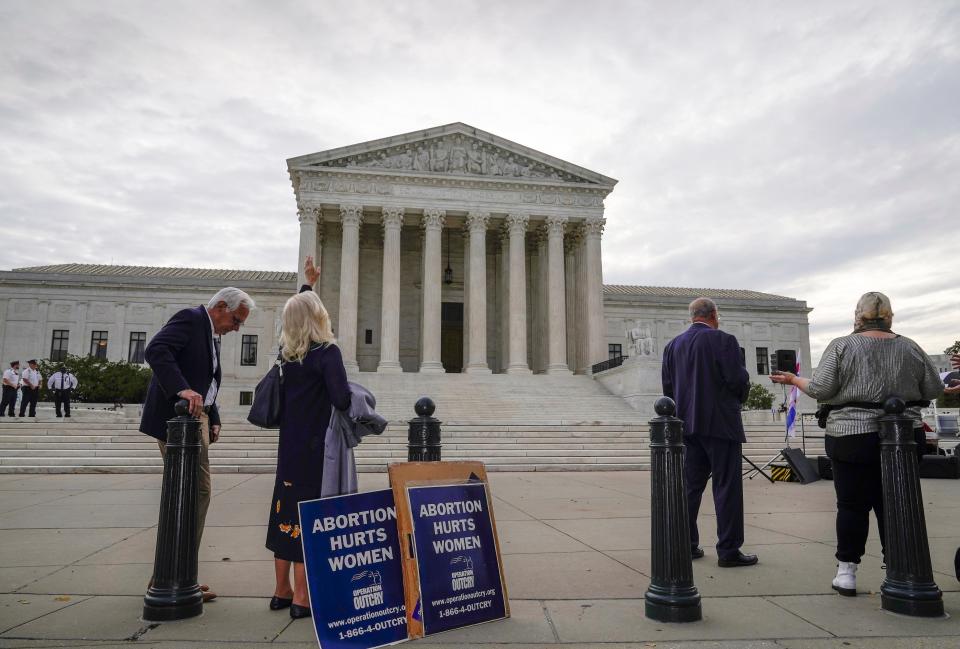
left=321, top=382, right=388, bottom=497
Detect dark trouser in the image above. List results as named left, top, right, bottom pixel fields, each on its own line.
left=19, top=387, right=38, bottom=417
left=826, top=433, right=885, bottom=564
left=54, top=390, right=72, bottom=417
left=683, top=435, right=745, bottom=559
left=0, top=386, right=15, bottom=416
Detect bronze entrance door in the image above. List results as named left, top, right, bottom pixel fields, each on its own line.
left=440, top=302, right=464, bottom=373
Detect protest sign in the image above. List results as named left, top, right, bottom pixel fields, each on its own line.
left=407, top=482, right=507, bottom=635
left=299, top=489, right=408, bottom=649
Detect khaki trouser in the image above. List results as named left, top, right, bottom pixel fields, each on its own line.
left=157, top=412, right=211, bottom=552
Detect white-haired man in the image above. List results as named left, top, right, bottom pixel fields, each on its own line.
left=139, top=286, right=255, bottom=602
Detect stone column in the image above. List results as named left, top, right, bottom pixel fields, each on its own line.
left=297, top=205, right=318, bottom=288
left=533, top=227, right=548, bottom=373
left=498, top=226, right=511, bottom=372
left=377, top=207, right=404, bottom=373
left=464, top=211, right=491, bottom=373
left=582, top=218, right=606, bottom=372
left=564, top=232, right=580, bottom=373
left=505, top=213, right=531, bottom=374
left=420, top=208, right=445, bottom=373
left=338, top=204, right=363, bottom=372
left=545, top=216, right=571, bottom=374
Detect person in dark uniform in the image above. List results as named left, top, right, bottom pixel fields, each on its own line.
left=47, top=366, right=78, bottom=417
left=18, top=360, right=41, bottom=417
left=266, top=257, right=351, bottom=620
left=0, top=361, right=20, bottom=417
left=661, top=297, right=757, bottom=567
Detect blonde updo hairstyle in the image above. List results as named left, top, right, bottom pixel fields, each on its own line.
left=279, top=291, right=336, bottom=362
left=854, top=291, right=894, bottom=331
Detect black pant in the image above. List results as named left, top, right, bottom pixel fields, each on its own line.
left=0, top=386, right=16, bottom=416
left=19, top=387, right=38, bottom=417
left=684, top=435, right=745, bottom=559
left=826, top=433, right=885, bottom=564
left=54, top=390, right=72, bottom=417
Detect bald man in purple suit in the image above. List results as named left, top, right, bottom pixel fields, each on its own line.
left=662, top=297, right=758, bottom=567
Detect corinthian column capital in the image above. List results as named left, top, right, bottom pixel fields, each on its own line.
left=545, top=215, right=568, bottom=237
left=505, top=212, right=529, bottom=234
left=421, top=208, right=446, bottom=231
left=583, top=217, right=606, bottom=237
left=297, top=205, right=318, bottom=225
left=381, top=206, right=405, bottom=230
left=465, top=210, right=491, bottom=233
left=340, top=204, right=364, bottom=227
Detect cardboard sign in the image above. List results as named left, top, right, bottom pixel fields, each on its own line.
left=407, top=482, right=507, bottom=634
left=387, top=461, right=509, bottom=638
left=299, top=489, right=408, bottom=649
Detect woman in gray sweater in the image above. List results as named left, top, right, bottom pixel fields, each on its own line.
left=771, top=292, right=942, bottom=596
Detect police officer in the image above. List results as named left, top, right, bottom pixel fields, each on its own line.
left=47, top=365, right=78, bottom=418
left=19, top=359, right=41, bottom=417
left=0, top=361, right=20, bottom=417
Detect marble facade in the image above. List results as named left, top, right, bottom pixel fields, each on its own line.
left=287, top=123, right=615, bottom=375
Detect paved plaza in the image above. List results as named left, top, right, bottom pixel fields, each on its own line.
left=0, top=470, right=958, bottom=648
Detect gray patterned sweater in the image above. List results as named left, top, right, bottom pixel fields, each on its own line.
left=807, top=333, right=942, bottom=436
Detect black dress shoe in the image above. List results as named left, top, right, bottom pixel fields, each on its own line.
left=718, top=551, right=758, bottom=567
left=290, top=603, right=312, bottom=619
left=691, top=546, right=705, bottom=559
left=269, top=596, right=292, bottom=610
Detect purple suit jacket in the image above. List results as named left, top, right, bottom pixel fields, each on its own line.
left=139, top=306, right=221, bottom=440
left=661, top=322, right=750, bottom=442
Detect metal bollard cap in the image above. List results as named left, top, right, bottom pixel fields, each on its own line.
left=883, top=397, right=906, bottom=415
left=654, top=397, right=676, bottom=417
left=415, top=397, right=436, bottom=417
left=174, top=399, right=191, bottom=418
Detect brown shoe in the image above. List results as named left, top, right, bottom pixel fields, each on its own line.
left=199, top=583, right=210, bottom=592
left=202, top=590, right=218, bottom=603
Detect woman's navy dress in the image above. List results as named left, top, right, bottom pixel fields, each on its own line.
left=265, top=343, right=350, bottom=562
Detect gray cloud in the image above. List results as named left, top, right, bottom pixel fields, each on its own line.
left=1, top=0, right=958, bottom=362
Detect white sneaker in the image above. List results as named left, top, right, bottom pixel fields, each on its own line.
left=832, top=561, right=857, bottom=597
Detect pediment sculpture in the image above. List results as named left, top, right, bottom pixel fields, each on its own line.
left=313, top=134, right=594, bottom=184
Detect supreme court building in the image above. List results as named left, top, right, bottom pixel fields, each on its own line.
left=0, top=123, right=812, bottom=410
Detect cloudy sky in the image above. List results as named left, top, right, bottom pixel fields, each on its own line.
left=1, top=1, right=958, bottom=363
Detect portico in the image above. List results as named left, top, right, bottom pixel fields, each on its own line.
left=287, top=123, right=617, bottom=374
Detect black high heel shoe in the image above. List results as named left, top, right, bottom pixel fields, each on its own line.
left=290, top=603, right=312, bottom=619
left=269, top=596, right=292, bottom=610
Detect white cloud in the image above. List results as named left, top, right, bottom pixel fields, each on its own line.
left=1, top=0, right=958, bottom=362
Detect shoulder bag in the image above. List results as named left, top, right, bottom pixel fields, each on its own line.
left=247, top=349, right=284, bottom=429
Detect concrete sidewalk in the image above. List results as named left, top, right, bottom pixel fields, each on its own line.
left=0, top=470, right=958, bottom=648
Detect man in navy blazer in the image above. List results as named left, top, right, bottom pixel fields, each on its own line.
left=140, top=287, right=254, bottom=600
left=662, top=297, right=757, bottom=567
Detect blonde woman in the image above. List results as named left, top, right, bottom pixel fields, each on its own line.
left=266, top=288, right=351, bottom=619
left=771, top=292, right=941, bottom=597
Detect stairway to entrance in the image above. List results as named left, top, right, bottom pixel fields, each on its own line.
left=0, top=373, right=823, bottom=474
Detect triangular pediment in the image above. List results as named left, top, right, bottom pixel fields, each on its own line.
left=287, top=123, right=617, bottom=187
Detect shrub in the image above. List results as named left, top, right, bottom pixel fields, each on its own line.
left=37, top=355, right=152, bottom=404
left=744, top=382, right=775, bottom=411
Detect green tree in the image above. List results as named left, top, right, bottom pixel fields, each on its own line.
left=37, top=355, right=152, bottom=404
left=944, top=341, right=960, bottom=355
left=744, top=382, right=775, bottom=411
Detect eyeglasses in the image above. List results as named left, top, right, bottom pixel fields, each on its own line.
left=231, top=315, right=245, bottom=328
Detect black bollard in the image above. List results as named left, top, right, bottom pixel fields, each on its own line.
left=878, top=397, right=943, bottom=617
left=408, top=397, right=441, bottom=462
left=143, top=400, right=204, bottom=622
left=645, top=397, right=702, bottom=623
